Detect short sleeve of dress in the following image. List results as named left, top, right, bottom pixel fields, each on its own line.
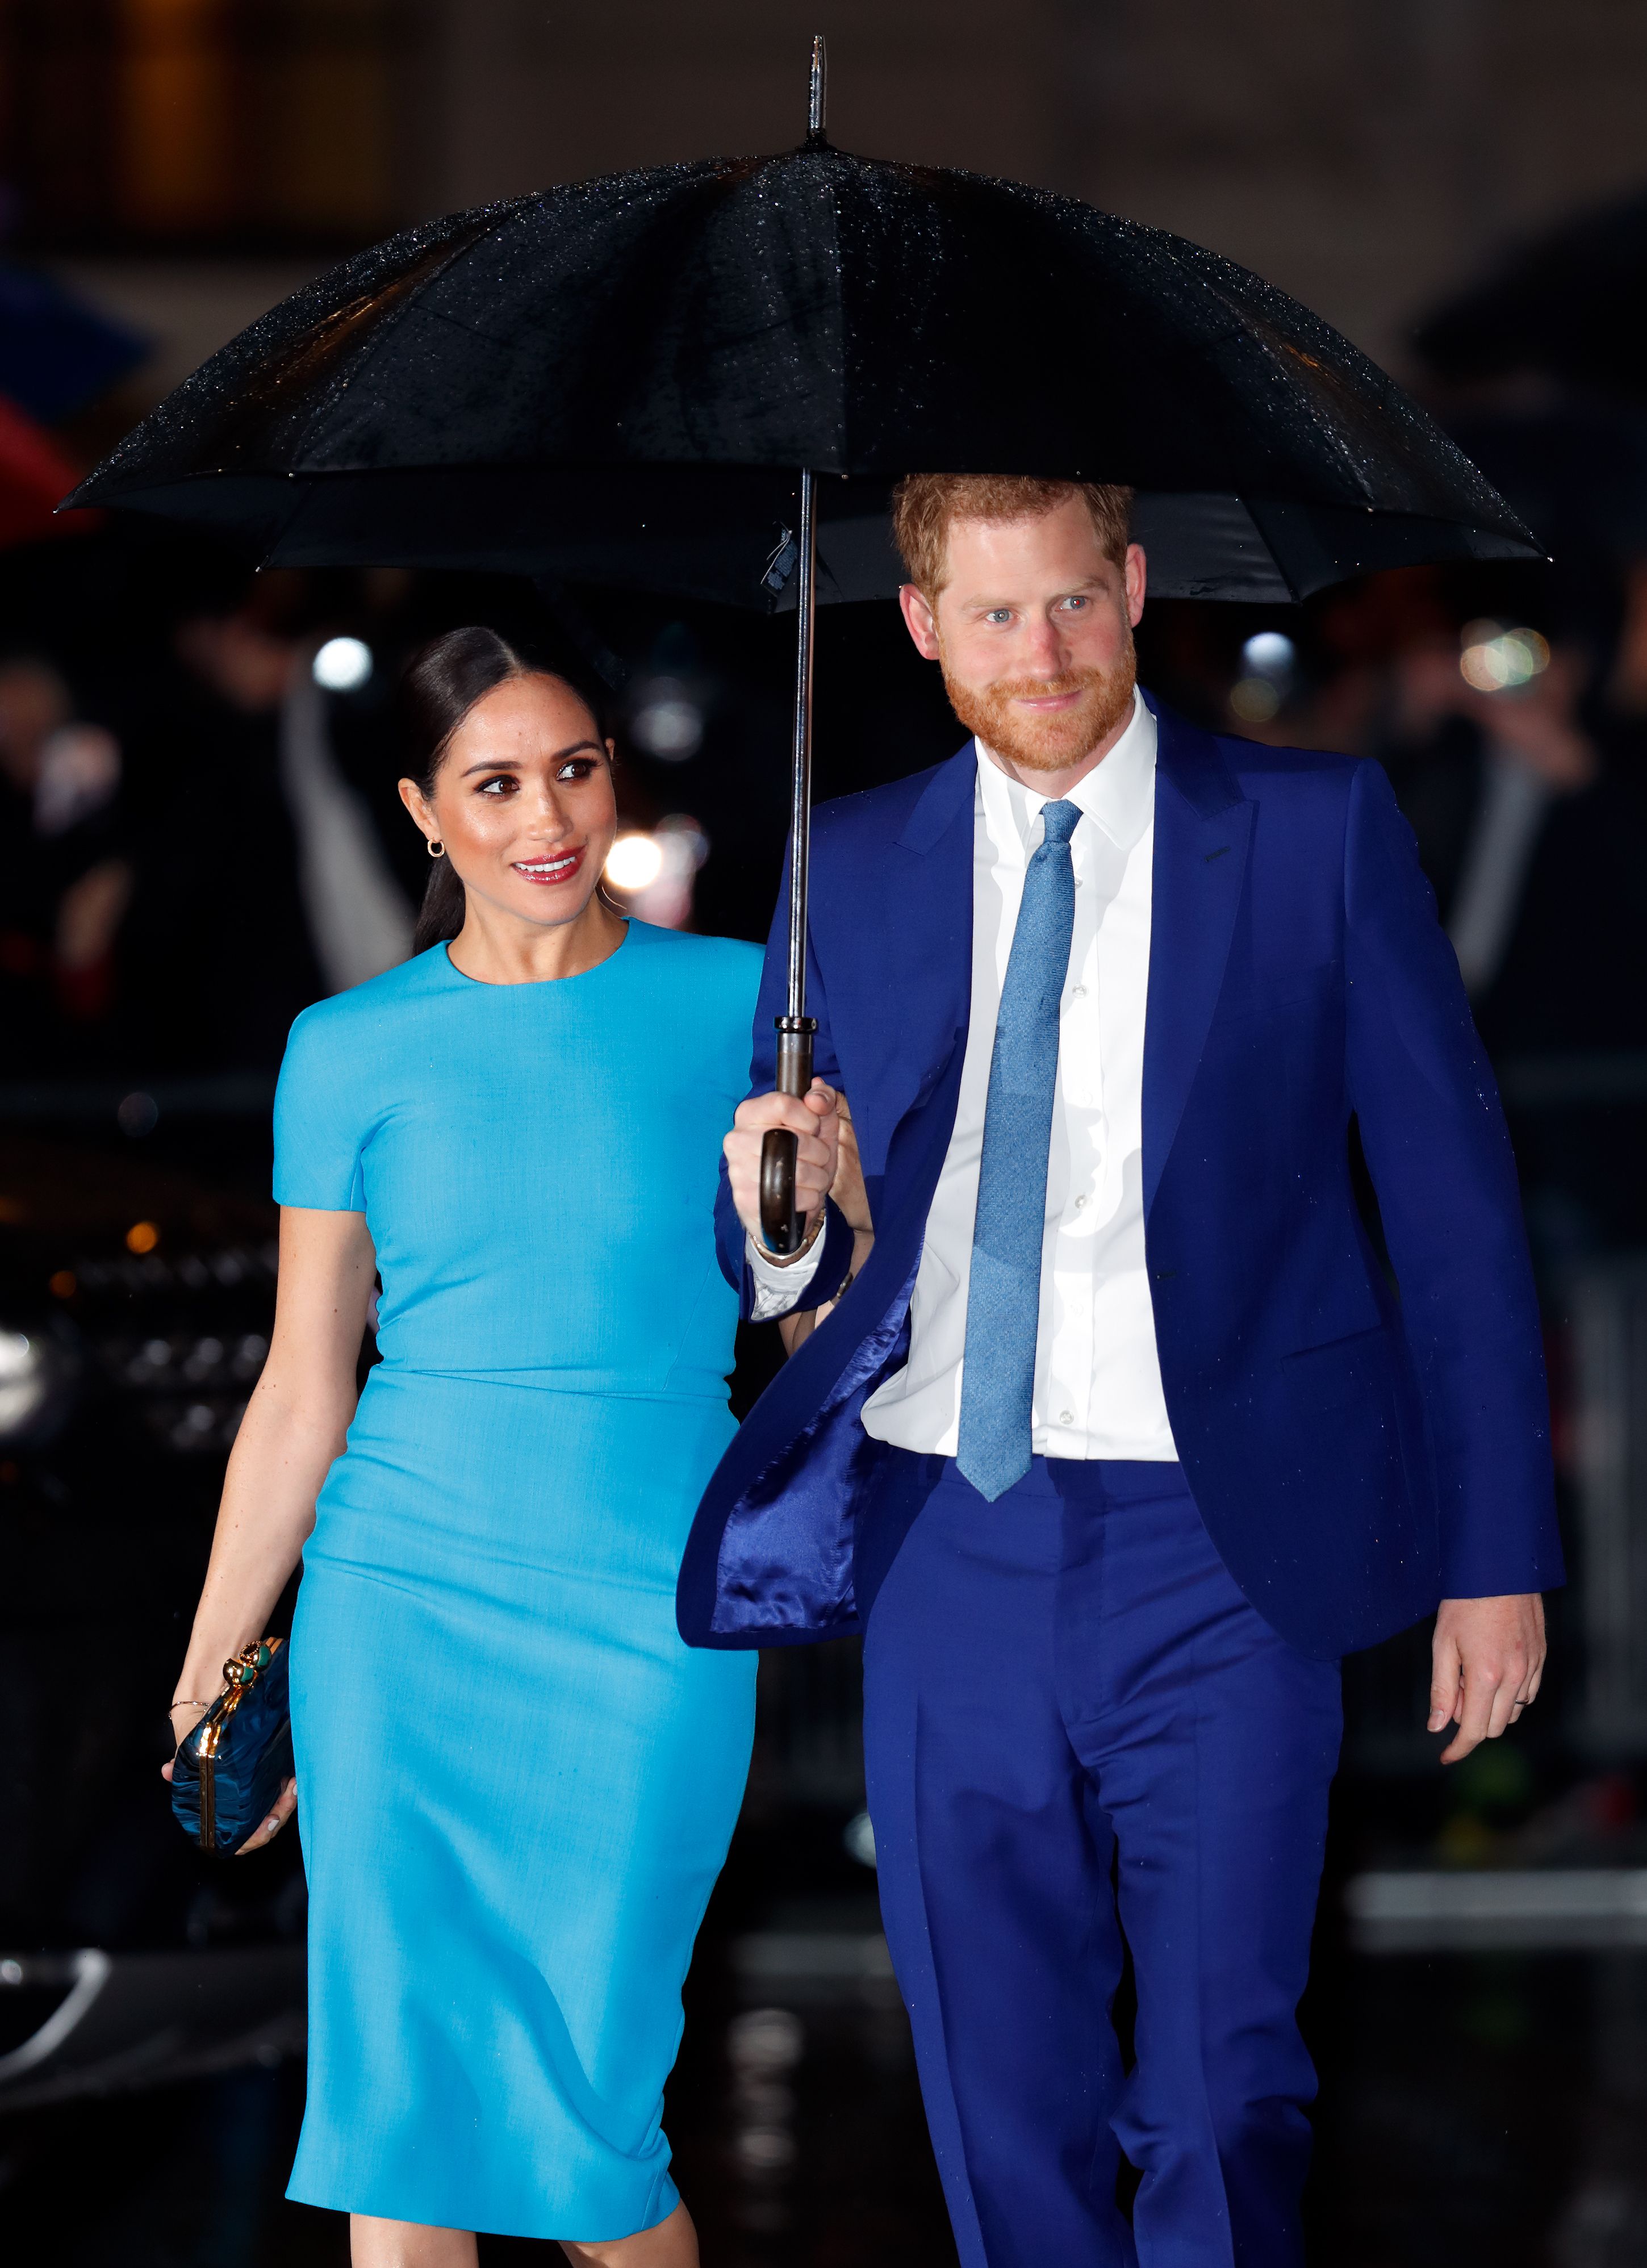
left=273, top=1003, right=368, bottom=1213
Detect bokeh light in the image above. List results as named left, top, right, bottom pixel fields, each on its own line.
left=604, top=832, right=666, bottom=891
left=1459, top=622, right=1549, bottom=694
left=629, top=678, right=704, bottom=760
left=312, top=636, right=374, bottom=692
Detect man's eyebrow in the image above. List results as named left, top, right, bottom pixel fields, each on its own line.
left=459, top=738, right=603, bottom=776
left=960, top=576, right=1108, bottom=607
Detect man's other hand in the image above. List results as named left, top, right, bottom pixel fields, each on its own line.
left=1428, top=1593, right=1546, bottom=1764
left=726, top=1080, right=841, bottom=1256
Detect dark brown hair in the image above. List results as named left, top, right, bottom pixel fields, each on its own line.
left=400, top=626, right=608, bottom=954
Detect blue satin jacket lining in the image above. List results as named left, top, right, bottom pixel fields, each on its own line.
left=712, top=1253, right=921, bottom=1636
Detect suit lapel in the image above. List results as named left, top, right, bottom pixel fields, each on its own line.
left=1142, top=702, right=1252, bottom=1219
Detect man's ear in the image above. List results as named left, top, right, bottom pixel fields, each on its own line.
left=1124, top=543, right=1147, bottom=629
left=898, top=583, right=943, bottom=661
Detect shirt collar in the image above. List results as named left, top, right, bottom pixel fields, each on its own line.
left=974, top=686, right=1156, bottom=857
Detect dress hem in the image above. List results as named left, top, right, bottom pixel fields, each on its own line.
left=283, top=2165, right=680, bottom=2244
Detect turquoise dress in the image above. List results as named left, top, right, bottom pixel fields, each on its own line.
left=272, top=922, right=760, bottom=2241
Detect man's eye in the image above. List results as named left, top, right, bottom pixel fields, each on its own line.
left=985, top=609, right=1013, bottom=626
left=1060, top=595, right=1090, bottom=613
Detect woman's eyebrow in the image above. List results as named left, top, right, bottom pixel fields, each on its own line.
left=459, top=738, right=603, bottom=777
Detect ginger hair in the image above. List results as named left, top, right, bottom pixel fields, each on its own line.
left=891, top=474, right=1134, bottom=599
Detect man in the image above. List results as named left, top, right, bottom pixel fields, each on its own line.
left=678, top=476, right=1561, bottom=2266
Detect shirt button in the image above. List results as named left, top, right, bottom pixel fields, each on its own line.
left=1070, top=984, right=1087, bottom=999
left=1074, top=1194, right=1087, bottom=1210
left=1059, top=1410, right=1075, bottom=1426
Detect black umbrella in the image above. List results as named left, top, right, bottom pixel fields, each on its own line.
left=1416, top=183, right=1647, bottom=406
left=68, top=37, right=1535, bottom=1248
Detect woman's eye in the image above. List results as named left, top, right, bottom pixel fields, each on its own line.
left=555, top=757, right=598, bottom=782
left=476, top=774, right=516, bottom=796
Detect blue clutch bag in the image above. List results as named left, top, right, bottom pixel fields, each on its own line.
left=170, top=1638, right=292, bottom=1855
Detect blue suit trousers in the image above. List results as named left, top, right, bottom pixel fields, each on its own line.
left=859, top=1453, right=1343, bottom=2268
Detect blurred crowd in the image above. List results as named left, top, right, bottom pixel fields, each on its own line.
left=0, top=540, right=760, bottom=1084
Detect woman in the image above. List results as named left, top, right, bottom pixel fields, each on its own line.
left=166, top=629, right=834, bottom=2265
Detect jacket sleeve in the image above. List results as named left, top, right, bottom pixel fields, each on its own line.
left=1342, top=757, right=1564, bottom=1597
left=713, top=839, right=852, bottom=1317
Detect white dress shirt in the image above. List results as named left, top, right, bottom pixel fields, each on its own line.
left=749, top=687, right=1178, bottom=1463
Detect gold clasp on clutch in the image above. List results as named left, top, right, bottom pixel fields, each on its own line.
left=193, top=1636, right=282, bottom=1850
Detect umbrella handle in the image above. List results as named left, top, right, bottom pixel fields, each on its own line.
left=758, top=1016, right=816, bottom=1255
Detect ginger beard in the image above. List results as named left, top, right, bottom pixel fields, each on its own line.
left=938, top=626, right=1138, bottom=773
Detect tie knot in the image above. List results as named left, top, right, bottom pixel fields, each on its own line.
left=1039, top=799, right=1081, bottom=849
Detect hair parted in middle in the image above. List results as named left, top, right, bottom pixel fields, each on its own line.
left=398, top=625, right=610, bottom=955
left=891, top=474, right=1135, bottom=599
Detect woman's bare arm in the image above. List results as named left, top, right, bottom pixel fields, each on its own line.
left=165, top=1206, right=376, bottom=1841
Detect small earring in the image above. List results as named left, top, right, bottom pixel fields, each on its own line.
left=427, top=838, right=445, bottom=859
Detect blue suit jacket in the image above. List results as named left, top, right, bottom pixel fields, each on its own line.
left=678, top=695, right=1564, bottom=1661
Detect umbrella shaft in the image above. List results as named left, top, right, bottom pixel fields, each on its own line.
left=756, top=462, right=821, bottom=1258
left=785, top=466, right=817, bottom=1022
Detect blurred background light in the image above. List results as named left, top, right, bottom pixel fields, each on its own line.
left=1460, top=623, right=1550, bottom=693
left=1228, top=629, right=1297, bottom=722
left=629, top=676, right=704, bottom=761
left=1241, top=631, right=1297, bottom=679
left=312, top=636, right=373, bottom=692
left=0, top=1330, right=47, bottom=1436
left=117, top=1091, right=159, bottom=1137
left=603, top=817, right=710, bottom=928
left=604, top=831, right=666, bottom=892
left=843, top=1811, right=877, bottom=1868
left=1229, top=677, right=1281, bottom=722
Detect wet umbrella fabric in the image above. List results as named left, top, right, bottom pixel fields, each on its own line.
left=68, top=146, right=1536, bottom=606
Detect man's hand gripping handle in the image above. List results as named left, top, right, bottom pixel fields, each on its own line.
left=759, top=1016, right=819, bottom=1255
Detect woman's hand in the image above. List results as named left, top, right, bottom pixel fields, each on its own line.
left=777, top=1094, right=875, bottom=1356
left=829, top=1094, right=871, bottom=1237
left=237, top=1777, right=298, bottom=1855
left=161, top=1701, right=297, bottom=1853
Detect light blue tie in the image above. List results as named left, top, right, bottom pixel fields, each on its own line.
left=956, top=799, right=1081, bottom=1502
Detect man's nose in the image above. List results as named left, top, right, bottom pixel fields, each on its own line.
left=1019, top=615, right=1068, bottom=677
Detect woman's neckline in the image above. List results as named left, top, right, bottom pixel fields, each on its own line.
left=440, top=919, right=636, bottom=989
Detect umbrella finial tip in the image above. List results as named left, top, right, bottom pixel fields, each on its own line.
left=808, top=34, right=827, bottom=142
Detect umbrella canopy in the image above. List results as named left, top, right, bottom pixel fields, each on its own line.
left=1416, top=185, right=1647, bottom=407
left=65, top=55, right=1539, bottom=1247
left=68, top=150, right=1535, bottom=606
